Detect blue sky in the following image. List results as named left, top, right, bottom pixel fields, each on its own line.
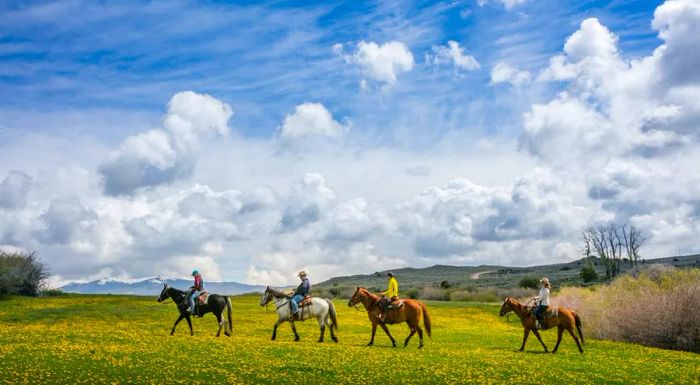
left=2, top=0, right=661, bottom=140
left=1, top=0, right=698, bottom=286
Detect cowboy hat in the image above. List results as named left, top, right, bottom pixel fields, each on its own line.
left=540, top=277, right=550, bottom=283
left=297, top=270, right=307, bottom=277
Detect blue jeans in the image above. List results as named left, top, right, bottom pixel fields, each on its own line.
left=188, top=291, right=200, bottom=312
left=290, top=294, right=304, bottom=314
left=534, top=305, right=547, bottom=321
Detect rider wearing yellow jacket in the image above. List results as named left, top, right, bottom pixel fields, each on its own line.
left=379, top=272, right=398, bottom=322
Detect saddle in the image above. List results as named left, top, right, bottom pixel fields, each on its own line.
left=197, top=291, right=210, bottom=306
left=298, top=295, right=313, bottom=308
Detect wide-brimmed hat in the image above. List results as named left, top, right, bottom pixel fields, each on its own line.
left=540, top=277, right=550, bottom=283
left=387, top=272, right=394, bottom=277
left=297, top=270, right=307, bottom=277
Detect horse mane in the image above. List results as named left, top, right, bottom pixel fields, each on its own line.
left=267, top=287, right=290, bottom=299
left=358, top=287, right=380, bottom=302
left=166, top=285, right=186, bottom=297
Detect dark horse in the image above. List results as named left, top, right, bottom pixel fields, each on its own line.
left=157, top=284, right=233, bottom=337
left=499, top=297, right=584, bottom=353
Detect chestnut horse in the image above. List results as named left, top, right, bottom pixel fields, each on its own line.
left=499, top=297, right=584, bottom=353
left=348, top=287, right=431, bottom=349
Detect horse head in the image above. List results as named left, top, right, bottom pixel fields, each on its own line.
left=348, top=286, right=365, bottom=307
left=157, top=283, right=170, bottom=302
left=499, top=297, right=515, bottom=316
left=259, top=286, right=273, bottom=307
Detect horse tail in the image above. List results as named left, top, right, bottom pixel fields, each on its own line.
left=325, top=299, right=339, bottom=331
left=420, top=302, right=432, bottom=338
left=573, top=311, right=584, bottom=344
left=225, top=296, right=233, bottom=333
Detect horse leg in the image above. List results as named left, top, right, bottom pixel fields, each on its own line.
left=404, top=326, right=416, bottom=348
left=185, top=315, right=194, bottom=336
left=290, top=320, right=300, bottom=341
left=552, top=325, right=564, bottom=353
left=368, top=323, right=378, bottom=346
left=316, top=313, right=326, bottom=343
left=378, top=323, right=397, bottom=347
left=567, top=325, right=584, bottom=353
left=519, top=328, right=530, bottom=351
left=328, top=318, right=338, bottom=343
left=170, top=314, right=184, bottom=336
left=318, top=325, right=325, bottom=343
left=416, top=325, right=424, bottom=349
left=532, top=329, right=548, bottom=352
left=215, top=311, right=223, bottom=337
left=271, top=319, right=282, bottom=341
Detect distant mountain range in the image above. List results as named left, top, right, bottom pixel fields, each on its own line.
left=61, top=277, right=266, bottom=296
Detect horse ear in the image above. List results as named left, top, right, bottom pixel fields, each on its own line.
left=356, top=286, right=359, bottom=290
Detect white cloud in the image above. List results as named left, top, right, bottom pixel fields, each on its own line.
left=98, top=91, right=232, bottom=195
left=279, top=102, right=346, bottom=141
left=344, top=41, right=414, bottom=87
left=0, top=170, right=33, bottom=209
left=427, top=41, right=480, bottom=72
left=490, top=62, right=531, bottom=86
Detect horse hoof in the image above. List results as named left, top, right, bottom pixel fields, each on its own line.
left=367, top=342, right=374, bottom=346
left=332, top=337, right=338, bottom=343
left=317, top=340, right=323, bottom=343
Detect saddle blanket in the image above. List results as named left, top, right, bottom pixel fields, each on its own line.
left=197, top=291, right=210, bottom=306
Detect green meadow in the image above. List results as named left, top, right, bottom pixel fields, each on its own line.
left=0, top=294, right=697, bottom=384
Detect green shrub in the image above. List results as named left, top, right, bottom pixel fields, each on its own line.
left=40, top=288, right=66, bottom=297
left=518, top=276, right=540, bottom=289
left=580, top=263, right=598, bottom=282
left=404, top=288, right=419, bottom=299
left=0, top=250, right=49, bottom=296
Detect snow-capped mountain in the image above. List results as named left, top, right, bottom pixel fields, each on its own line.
left=61, top=277, right=265, bottom=296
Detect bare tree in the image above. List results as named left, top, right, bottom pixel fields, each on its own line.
left=622, top=224, right=646, bottom=266
left=583, top=223, right=646, bottom=278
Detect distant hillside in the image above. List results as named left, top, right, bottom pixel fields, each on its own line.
left=316, top=254, right=700, bottom=291
left=61, top=277, right=265, bottom=296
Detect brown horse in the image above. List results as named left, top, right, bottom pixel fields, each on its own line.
left=499, top=297, right=584, bottom=353
left=348, top=287, right=431, bottom=348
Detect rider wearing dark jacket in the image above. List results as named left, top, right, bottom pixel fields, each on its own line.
left=290, top=271, right=310, bottom=316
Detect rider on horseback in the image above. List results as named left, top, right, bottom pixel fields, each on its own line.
left=290, top=270, right=310, bottom=318
left=378, top=272, right=398, bottom=323
left=187, top=269, right=204, bottom=314
left=532, top=277, right=550, bottom=329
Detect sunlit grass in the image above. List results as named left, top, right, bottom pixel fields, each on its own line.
left=0, top=294, right=698, bottom=384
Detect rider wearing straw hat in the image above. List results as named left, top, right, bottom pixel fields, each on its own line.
left=533, top=277, right=550, bottom=329
left=290, top=270, right=310, bottom=318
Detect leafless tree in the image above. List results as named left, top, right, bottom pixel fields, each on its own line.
left=622, top=224, right=646, bottom=266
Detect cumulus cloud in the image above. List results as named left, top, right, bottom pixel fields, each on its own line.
left=525, top=1, right=700, bottom=257
left=279, top=102, right=346, bottom=141
left=0, top=170, right=33, bottom=209
left=427, top=41, right=480, bottom=72
left=278, top=173, right=335, bottom=233
left=341, top=41, right=414, bottom=87
left=99, top=91, right=232, bottom=195
left=38, top=197, right=98, bottom=247
left=490, top=62, right=531, bottom=86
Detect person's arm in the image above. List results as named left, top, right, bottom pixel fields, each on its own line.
left=303, top=280, right=310, bottom=296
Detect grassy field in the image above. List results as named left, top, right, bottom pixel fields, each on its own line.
left=0, top=294, right=698, bottom=384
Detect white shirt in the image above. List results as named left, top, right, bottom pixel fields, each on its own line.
left=537, top=287, right=550, bottom=306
